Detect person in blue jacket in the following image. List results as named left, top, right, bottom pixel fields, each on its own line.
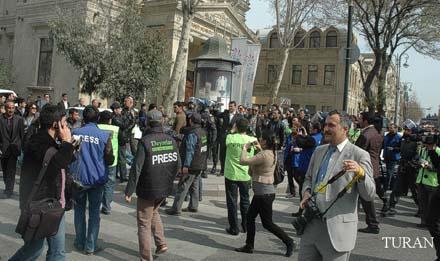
left=383, top=123, right=402, bottom=191
left=71, top=105, right=114, bottom=255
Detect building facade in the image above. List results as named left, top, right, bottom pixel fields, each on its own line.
left=252, top=27, right=364, bottom=115
left=0, top=0, right=255, bottom=104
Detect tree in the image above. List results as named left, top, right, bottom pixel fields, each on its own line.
left=162, top=0, right=201, bottom=115
left=321, top=0, right=440, bottom=114
left=269, top=0, right=319, bottom=104
left=0, top=60, right=13, bottom=89
left=49, top=0, right=168, bottom=101
left=405, top=92, right=424, bottom=122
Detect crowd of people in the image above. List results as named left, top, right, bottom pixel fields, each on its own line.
left=1, top=93, right=439, bottom=261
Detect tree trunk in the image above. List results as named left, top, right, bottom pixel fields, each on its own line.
left=376, top=60, right=389, bottom=116
left=162, top=13, right=193, bottom=115
left=363, top=52, right=382, bottom=113
left=270, top=47, right=290, bottom=104
left=177, top=52, right=189, bottom=101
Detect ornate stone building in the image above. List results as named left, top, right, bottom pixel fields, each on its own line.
left=252, top=27, right=365, bottom=115
left=0, top=0, right=255, bottom=104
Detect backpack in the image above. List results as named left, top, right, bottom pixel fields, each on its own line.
left=273, top=151, right=286, bottom=185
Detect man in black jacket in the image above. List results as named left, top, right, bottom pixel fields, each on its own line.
left=111, top=101, right=133, bottom=182
left=0, top=100, right=24, bottom=197
left=166, top=113, right=207, bottom=215
left=11, top=104, right=74, bottom=260
left=125, top=109, right=180, bottom=261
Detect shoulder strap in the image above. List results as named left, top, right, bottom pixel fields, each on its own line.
left=26, top=147, right=58, bottom=205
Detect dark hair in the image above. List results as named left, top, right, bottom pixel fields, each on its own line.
left=98, top=110, right=113, bottom=124
left=229, top=101, right=236, bottom=106
left=148, top=103, right=157, bottom=111
left=360, top=111, right=374, bottom=124
left=236, top=118, right=249, bottom=133
left=173, top=101, right=183, bottom=107
left=312, top=122, right=321, bottom=132
left=62, top=93, right=67, bottom=97
left=39, top=104, right=65, bottom=130
left=69, top=108, right=78, bottom=115
left=17, top=97, right=25, bottom=104
left=24, top=102, right=38, bottom=117
left=83, top=105, right=99, bottom=123
left=261, top=129, right=277, bottom=163
left=328, top=110, right=351, bottom=129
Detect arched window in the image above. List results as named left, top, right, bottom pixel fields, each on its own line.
left=294, top=32, right=305, bottom=48
left=269, top=32, right=281, bottom=48
left=309, top=31, right=321, bottom=48
left=326, top=30, right=338, bottom=47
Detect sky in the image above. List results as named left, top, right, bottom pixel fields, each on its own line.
left=245, top=0, right=440, bottom=115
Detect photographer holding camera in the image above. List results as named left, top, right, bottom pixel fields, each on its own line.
left=416, top=135, right=440, bottom=228
left=297, top=110, right=375, bottom=261
left=423, top=136, right=440, bottom=261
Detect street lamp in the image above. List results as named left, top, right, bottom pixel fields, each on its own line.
left=343, top=0, right=354, bottom=112
left=393, top=52, right=410, bottom=124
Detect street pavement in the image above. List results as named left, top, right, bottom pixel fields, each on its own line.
left=0, top=172, right=436, bottom=261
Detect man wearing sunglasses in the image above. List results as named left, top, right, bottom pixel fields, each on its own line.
left=0, top=100, right=24, bottom=198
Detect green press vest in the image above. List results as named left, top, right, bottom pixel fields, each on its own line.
left=98, top=124, right=120, bottom=167
left=416, top=147, right=440, bottom=187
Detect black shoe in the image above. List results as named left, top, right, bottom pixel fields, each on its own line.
left=285, top=240, right=295, bottom=257
left=235, top=245, right=253, bottom=253
left=100, top=209, right=111, bottom=215
left=225, top=227, right=239, bottom=236
left=201, top=172, right=208, bottom=178
left=165, top=209, right=181, bottom=216
left=182, top=208, right=198, bottom=213
left=358, top=226, right=380, bottom=234
left=385, top=208, right=396, bottom=217
left=210, top=167, right=217, bottom=174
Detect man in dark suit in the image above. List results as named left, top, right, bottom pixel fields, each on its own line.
left=217, top=101, right=242, bottom=176
left=356, top=111, right=384, bottom=234
left=14, top=98, right=27, bottom=117
left=0, top=100, right=24, bottom=197
left=57, top=93, right=70, bottom=110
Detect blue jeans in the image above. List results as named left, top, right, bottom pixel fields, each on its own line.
left=102, top=167, right=116, bottom=213
left=9, top=214, right=66, bottom=261
left=74, top=185, right=104, bottom=253
left=385, top=161, right=398, bottom=191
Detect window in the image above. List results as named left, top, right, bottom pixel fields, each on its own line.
left=37, top=38, right=54, bottom=86
left=269, top=33, right=281, bottom=48
left=267, top=65, right=278, bottom=83
left=309, top=31, right=321, bottom=48
left=324, top=65, right=336, bottom=86
left=294, top=32, right=305, bottom=48
left=321, top=106, right=332, bottom=112
left=291, top=65, right=302, bottom=85
left=305, top=105, right=316, bottom=114
left=307, top=65, right=318, bottom=85
left=326, top=30, right=338, bottom=47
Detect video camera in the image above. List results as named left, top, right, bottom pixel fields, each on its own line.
left=291, top=197, right=321, bottom=235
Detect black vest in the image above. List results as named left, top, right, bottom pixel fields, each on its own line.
left=136, top=127, right=180, bottom=200
left=181, top=125, right=208, bottom=171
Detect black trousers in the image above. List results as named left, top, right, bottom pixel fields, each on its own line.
left=427, top=189, right=440, bottom=259
left=286, top=166, right=295, bottom=195
left=211, top=140, right=219, bottom=167
left=418, top=184, right=436, bottom=225
left=246, top=194, right=292, bottom=248
left=295, top=169, right=306, bottom=201
left=117, top=143, right=128, bottom=180
left=1, top=155, right=18, bottom=195
left=389, top=165, right=419, bottom=208
left=225, top=178, right=250, bottom=234
left=360, top=177, right=384, bottom=229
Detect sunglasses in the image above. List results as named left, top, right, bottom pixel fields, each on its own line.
left=31, top=107, right=37, bottom=109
